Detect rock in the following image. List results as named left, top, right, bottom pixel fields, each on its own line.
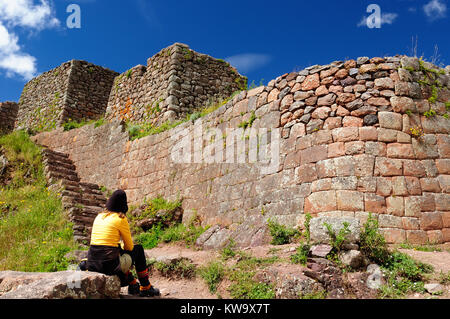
left=309, top=244, right=333, bottom=258
left=344, top=272, right=378, bottom=299
left=363, top=114, right=378, bottom=126
left=366, top=264, right=383, bottom=290
left=309, top=217, right=361, bottom=245
left=424, top=283, right=444, bottom=295
left=338, top=250, right=364, bottom=269
left=0, top=271, right=121, bottom=299
left=195, top=225, right=231, bottom=250
left=0, top=155, right=7, bottom=176
left=255, top=265, right=324, bottom=299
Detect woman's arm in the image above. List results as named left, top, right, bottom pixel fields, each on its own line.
left=118, top=217, right=134, bottom=251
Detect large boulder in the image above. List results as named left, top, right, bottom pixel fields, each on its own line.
left=0, top=271, right=121, bottom=299
left=309, top=217, right=360, bottom=245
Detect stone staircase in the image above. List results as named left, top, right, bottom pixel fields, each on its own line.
left=41, top=148, right=107, bottom=245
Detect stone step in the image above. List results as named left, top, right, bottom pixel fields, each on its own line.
left=79, top=182, right=101, bottom=191
left=45, top=165, right=79, bottom=179
left=42, top=148, right=69, bottom=158
left=43, top=158, right=76, bottom=171
left=47, top=172, right=80, bottom=183
left=42, top=154, right=73, bottom=166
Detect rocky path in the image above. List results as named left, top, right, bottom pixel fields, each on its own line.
left=118, top=242, right=450, bottom=300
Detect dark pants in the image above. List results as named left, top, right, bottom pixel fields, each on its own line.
left=87, top=244, right=148, bottom=287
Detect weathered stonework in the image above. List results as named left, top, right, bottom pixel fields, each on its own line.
left=16, top=60, right=118, bottom=132
left=0, top=102, right=19, bottom=133
left=105, top=43, right=247, bottom=125
left=29, top=54, right=450, bottom=247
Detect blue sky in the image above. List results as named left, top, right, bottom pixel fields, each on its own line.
left=0, top=0, right=449, bottom=102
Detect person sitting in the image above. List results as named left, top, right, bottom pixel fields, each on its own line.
left=85, top=189, right=160, bottom=297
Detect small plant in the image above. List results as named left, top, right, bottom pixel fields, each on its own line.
left=199, top=261, right=225, bottom=294
left=267, top=219, right=299, bottom=245
left=221, top=239, right=237, bottom=260
left=237, top=111, right=256, bottom=129
left=290, top=243, right=310, bottom=265
left=424, top=108, right=437, bottom=118
left=126, top=69, right=132, bottom=78
left=299, top=290, right=327, bottom=299
left=360, top=213, right=390, bottom=265
left=323, top=222, right=351, bottom=253
left=409, top=127, right=424, bottom=139
left=94, top=117, right=106, bottom=128
left=438, top=271, right=450, bottom=285
left=153, top=258, right=196, bottom=279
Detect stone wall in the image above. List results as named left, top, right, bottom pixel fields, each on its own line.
left=16, top=60, right=118, bottom=132
left=33, top=56, right=450, bottom=247
left=0, top=102, right=19, bottom=133
left=105, top=43, right=247, bottom=126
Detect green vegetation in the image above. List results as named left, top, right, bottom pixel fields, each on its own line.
left=62, top=117, right=107, bottom=131
left=199, top=261, right=225, bottom=293
left=299, top=290, right=328, bottom=299
left=227, top=253, right=277, bottom=299
left=398, top=243, right=442, bottom=252
left=290, top=243, right=310, bottom=265
left=423, top=108, right=437, bottom=119
left=126, top=91, right=241, bottom=141
left=358, top=214, right=433, bottom=298
left=126, top=69, right=133, bottom=78
left=220, top=239, right=237, bottom=260
left=152, top=258, right=196, bottom=279
left=323, top=221, right=351, bottom=254
left=360, top=213, right=390, bottom=265
left=238, top=111, right=256, bottom=129
left=132, top=197, right=207, bottom=249
left=439, top=271, right=450, bottom=285
left=267, top=218, right=300, bottom=245
left=0, top=131, right=78, bottom=272
left=290, top=213, right=312, bottom=265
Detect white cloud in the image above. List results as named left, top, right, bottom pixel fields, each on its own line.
left=0, top=0, right=60, bottom=80
left=357, top=12, right=399, bottom=27
left=225, top=54, right=271, bottom=73
left=423, top=0, right=447, bottom=21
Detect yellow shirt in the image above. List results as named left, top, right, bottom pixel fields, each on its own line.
left=90, top=212, right=134, bottom=251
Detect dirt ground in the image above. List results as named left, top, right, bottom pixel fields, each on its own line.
left=120, top=242, right=450, bottom=299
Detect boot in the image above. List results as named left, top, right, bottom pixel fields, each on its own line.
left=139, top=285, right=160, bottom=297
left=128, top=282, right=140, bottom=295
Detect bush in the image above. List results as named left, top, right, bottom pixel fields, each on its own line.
left=154, top=258, right=196, bottom=279
left=360, top=213, right=390, bottom=264
left=290, top=243, right=310, bottom=265
left=267, top=219, right=299, bottom=245
left=199, top=261, right=225, bottom=293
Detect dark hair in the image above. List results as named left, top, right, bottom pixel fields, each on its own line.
left=105, top=189, right=128, bottom=215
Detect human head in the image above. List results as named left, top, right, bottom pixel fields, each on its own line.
left=106, top=189, right=128, bottom=214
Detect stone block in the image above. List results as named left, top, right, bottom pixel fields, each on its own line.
left=336, top=190, right=364, bottom=211
left=406, top=230, right=428, bottom=244
left=378, top=112, right=403, bottom=130
left=374, top=157, right=403, bottom=176
left=331, top=127, right=359, bottom=142
left=386, top=196, right=404, bottom=216
left=304, top=191, right=337, bottom=213
left=309, top=216, right=360, bottom=244
left=380, top=228, right=406, bottom=244
left=420, top=212, right=443, bottom=231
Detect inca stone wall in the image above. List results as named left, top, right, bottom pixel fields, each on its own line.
left=16, top=60, right=118, bottom=132
left=33, top=55, right=450, bottom=247
left=105, top=43, right=247, bottom=126
left=0, top=102, right=19, bottom=133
